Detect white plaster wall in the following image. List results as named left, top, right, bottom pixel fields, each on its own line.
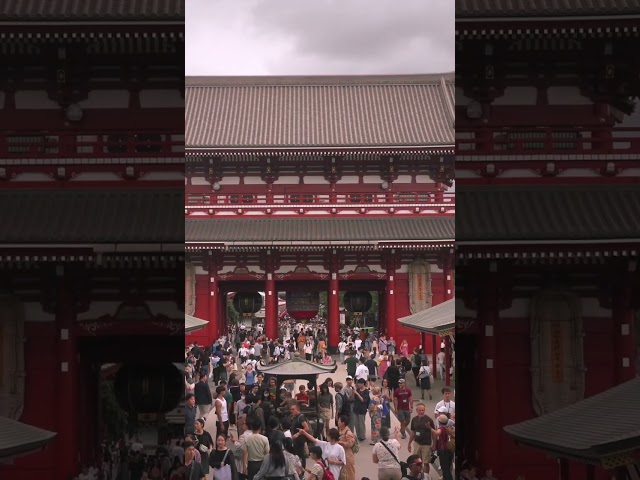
left=273, top=176, right=300, bottom=185
left=219, top=176, right=240, bottom=185
left=190, top=177, right=211, bottom=185
left=491, top=87, right=537, bottom=106
left=70, top=172, right=121, bottom=181
left=393, top=175, right=412, bottom=184
left=139, top=90, right=184, bottom=108
left=78, top=90, right=130, bottom=109
left=304, top=177, right=330, bottom=184
left=547, top=87, right=592, bottom=105
left=23, top=302, right=55, bottom=322
left=15, top=91, right=58, bottom=109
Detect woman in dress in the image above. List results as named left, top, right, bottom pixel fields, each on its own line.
left=418, top=359, right=433, bottom=400
left=372, top=426, right=403, bottom=480
left=378, top=351, right=389, bottom=381
left=337, top=415, right=356, bottom=480
left=209, top=434, right=238, bottom=480
left=317, top=383, right=334, bottom=440
left=400, top=340, right=409, bottom=358
left=369, top=386, right=384, bottom=445
left=379, top=379, right=392, bottom=429
left=194, top=419, right=214, bottom=476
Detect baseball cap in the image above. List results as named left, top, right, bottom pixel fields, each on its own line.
left=437, top=406, right=448, bottom=413
left=398, top=379, right=406, bottom=383
left=346, top=375, right=353, bottom=380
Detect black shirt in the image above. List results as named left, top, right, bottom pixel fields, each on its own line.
left=353, top=388, right=370, bottom=415
left=365, top=359, right=378, bottom=376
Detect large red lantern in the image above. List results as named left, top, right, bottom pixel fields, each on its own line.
left=114, top=363, right=182, bottom=414
left=286, top=291, right=320, bottom=321
left=233, top=292, right=263, bottom=318
left=344, top=291, right=373, bottom=316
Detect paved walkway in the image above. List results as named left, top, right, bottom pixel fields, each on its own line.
left=201, top=355, right=455, bottom=480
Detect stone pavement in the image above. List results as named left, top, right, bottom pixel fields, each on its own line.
left=200, top=355, right=455, bottom=480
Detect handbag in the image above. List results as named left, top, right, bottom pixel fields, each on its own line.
left=212, top=450, right=233, bottom=480
left=379, top=440, right=407, bottom=477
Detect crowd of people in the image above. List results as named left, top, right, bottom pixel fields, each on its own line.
left=182, top=323, right=457, bottom=480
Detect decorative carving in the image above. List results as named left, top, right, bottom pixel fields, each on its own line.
left=409, top=258, right=433, bottom=314
left=323, top=156, right=343, bottom=183
left=185, top=262, right=196, bottom=316
left=0, top=295, right=25, bottom=420
left=529, top=289, right=585, bottom=416
left=260, top=156, right=280, bottom=183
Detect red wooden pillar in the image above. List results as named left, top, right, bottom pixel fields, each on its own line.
left=477, top=263, right=499, bottom=472
left=209, top=256, right=219, bottom=343
left=385, top=257, right=397, bottom=341
left=559, top=458, right=569, bottom=480
left=328, top=270, right=340, bottom=351
left=265, top=272, right=277, bottom=340
left=56, top=265, right=79, bottom=479
left=614, top=266, right=636, bottom=382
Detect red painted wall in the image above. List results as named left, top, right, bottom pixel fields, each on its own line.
left=0, top=322, right=58, bottom=480
left=488, top=316, right=615, bottom=480
left=186, top=274, right=212, bottom=347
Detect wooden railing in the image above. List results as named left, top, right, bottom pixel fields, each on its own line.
left=456, top=127, right=640, bottom=155
left=0, top=130, right=184, bottom=158
left=185, top=191, right=455, bottom=215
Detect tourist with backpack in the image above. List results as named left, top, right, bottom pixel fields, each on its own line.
left=305, top=446, right=333, bottom=480
left=372, top=426, right=404, bottom=480
left=298, top=427, right=345, bottom=480
left=434, top=414, right=454, bottom=480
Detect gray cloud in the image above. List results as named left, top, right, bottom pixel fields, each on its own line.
left=186, top=0, right=454, bottom=75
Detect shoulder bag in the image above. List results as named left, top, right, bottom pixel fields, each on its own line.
left=379, top=440, right=407, bottom=477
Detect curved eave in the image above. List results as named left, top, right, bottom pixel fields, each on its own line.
left=185, top=314, right=208, bottom=333
left=256, top=357, right=338, bottom=376
left=398, top=299, right=455, bottom=335
left=0, top=418, right=57, bottom=462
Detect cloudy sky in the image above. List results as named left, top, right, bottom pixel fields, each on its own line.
left=186, top=0, right=454, bottom=76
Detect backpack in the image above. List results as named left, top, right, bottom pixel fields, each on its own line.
left=338, top=392, right=351, bottom=417
left=316, top=460, right=335, bottom=480
left=436, top=425, right=455, bottom=453
left=245, top=405, right=259, bottom=426
left=351, top=434, right=360, bottom=454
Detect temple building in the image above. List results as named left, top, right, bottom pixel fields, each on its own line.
left=0, top=3, right=184, bottom=479
left=185, top=74, right=456, bottom=359
left=456, top=2, right=640, bottom=479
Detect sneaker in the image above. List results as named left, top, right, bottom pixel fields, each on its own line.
left=401, top=433, right=406, bottom=439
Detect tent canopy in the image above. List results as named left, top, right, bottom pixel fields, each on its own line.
left=0, top=417, right=57, bottom=461
left=398, top=298, right=454, bottom=335
left=185, top=314, right=208, bottom=333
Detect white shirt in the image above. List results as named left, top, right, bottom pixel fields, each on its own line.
left=437, top=352, right=445, bottom=365
left=355, top=364, right=369, bottom=381
left=338, top=342, right=347, bottom=353
left=316, top=440, right=346, bottom=480
left=354, top=339, right=362, bottom=350
left=434, top=400, right=455, bottom=418
left=216, top=397, right=229, bottom=422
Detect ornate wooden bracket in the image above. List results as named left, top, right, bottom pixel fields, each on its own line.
left=260, top=156, right=280, bottom=183
left=323, top=156, right=343, bottom=183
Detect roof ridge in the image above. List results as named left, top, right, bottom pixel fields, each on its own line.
left=186, top=73, right=455, bottom=87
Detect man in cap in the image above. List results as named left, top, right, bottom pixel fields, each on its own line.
left=393, top=378, right=413, bottom=439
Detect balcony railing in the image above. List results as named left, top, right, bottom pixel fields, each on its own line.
left=456, top=127, right=640, bottom=155
left=1, top=131, right=184, bottom=158
left=185, top=191, right=455, bottom=215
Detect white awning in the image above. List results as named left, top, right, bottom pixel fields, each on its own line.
left=0, top=416, right=57, bottom=461
left=185, top=314, right=208, bottom=333
left=398, top=298, right=454, bottom=335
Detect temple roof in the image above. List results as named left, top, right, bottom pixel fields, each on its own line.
left=185, top=217, right=454, bottom=244
left=0, top=189, right=184, bottom=244
left=185, top=74, right=455, bottom=149
left=0, top=0, right=183, bottom=22
left=456, top=185, right=640, bottom=243
left=185, top=314, right=208, bottom=333
left=504, top=377, right=640, bottom=465
left=456, top=0, right=640, bottom=19
left=0, top=416, right=57, bottom=460
left=398, top=298, right=455, bottom=335
left=257, top=356, right=337, bottom=377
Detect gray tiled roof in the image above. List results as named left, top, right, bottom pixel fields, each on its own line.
left=186, top=74, right=455, bottom=148
left=0, top=189, right=184, bottom=243
left=398, top=298, right=454, bottom=334
left=185, top=314, right=208, bottom=333
left=456, top=185, right=640, bottom=242
left=0, top=0, right=183, bottom=21
left=0, top=416, right=56, bottom=460
left=504, top=377, right=640, bottom=458
left=185, top=217, right=454, bottom=243
left=456, top=0, right=640, bottom=18
left=257, top=356, right=337, bottom=376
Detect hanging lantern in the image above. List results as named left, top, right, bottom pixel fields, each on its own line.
left=344, top=291, right=373, bottom=317
left=286, top=291, right=320, bottom=321
left=233, top=292, right=263, bottom=318
left=114, top=363, right=182, bottom=414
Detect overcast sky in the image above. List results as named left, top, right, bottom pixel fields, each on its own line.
left=186, top=0, right=454, bottom=76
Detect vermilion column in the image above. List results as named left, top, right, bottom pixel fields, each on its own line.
left=328, top=270, right=340, bottom=351
left=265, top=272, right=277, bottom=340
left=56, top=265, right=79, bottom=479
left=385, top=258, right=397, bottom=341
left=477, top=264, right=499, bottom=473
left=614, top=266, right=636, bottom=382
left=208, top=256, right=219, bottom=342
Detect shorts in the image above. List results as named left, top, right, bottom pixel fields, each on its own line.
left=397, top=410, right=411, bottom=422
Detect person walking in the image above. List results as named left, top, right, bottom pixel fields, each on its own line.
left=418, top=359, right=433, bottom=400
left=337, top=416, right=356, bottom=480
left=194, top=419, right=214, bottom=477
left=372, top=426, right=403, bottom=480
left=242, top=420, right=270, bottom=480
left=392, top=379, right=412, bottom=439
left=352, top=378, right=370, bottom=442
left=369, top=386, right=384, bottom=444
left=407, top=403, right=436, bottom=476
left=214, top=385, right=230, bottom=438
left=194, top=373, right=213, bottom=419
left=434, top=414, right=454, bottom=480
left=317, top=383, right=334, bottom=440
